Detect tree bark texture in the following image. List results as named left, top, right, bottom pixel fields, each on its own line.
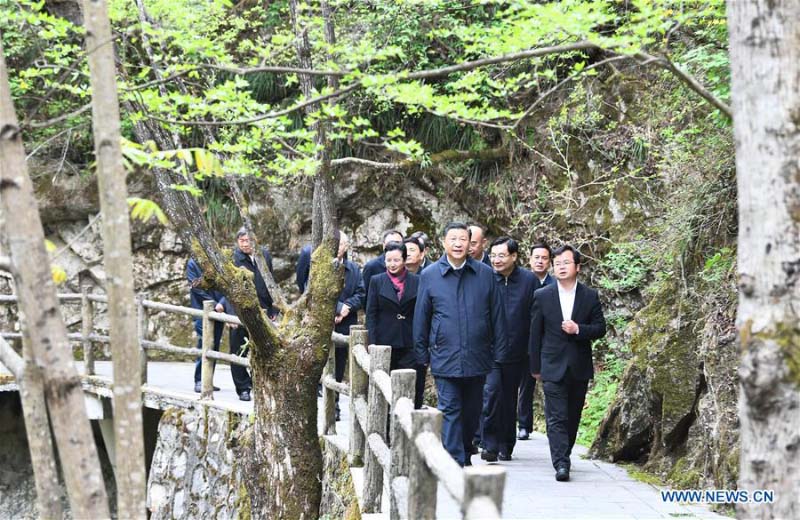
left=0, top=40, right=110, bottom=519
left=727, top=1, right=800, bottom=518
left=81, top=0, right=147, bottom=516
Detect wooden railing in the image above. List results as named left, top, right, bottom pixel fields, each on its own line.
left=321, top=325, right=506, bottom=519
left=0, top=292, right=248, bottom=400
left=2, top=294, right=507, bottom=518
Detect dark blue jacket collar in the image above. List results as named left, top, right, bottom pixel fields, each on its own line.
left=437, top=254, right=479, bottom=276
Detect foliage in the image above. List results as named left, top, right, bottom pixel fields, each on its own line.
left=4, top=0, right=732, bottom=202
left=127, top=197, right=168, bottom=225
left=598, top=242, right=652, bottom=293
left=577, top=339, right=628, bottom=446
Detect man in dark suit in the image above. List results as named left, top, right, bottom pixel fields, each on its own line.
left=362, top=229, right=404, bottom=300
left=229, top=228, right=275, bottom=401
left=530, top=245, right=606, bottom=481
left=468, top=224, right=492, bottom=266
left=186, top=258, right=226, bottom=393
left=517, top=243, right=555, bottom=440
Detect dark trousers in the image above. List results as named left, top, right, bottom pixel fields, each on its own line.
left=435, top=375, right=485, bottom=467
left=517, top=363, right=536, bottom=430
left=542, top=369, right=588, bottom=469
left=193, top=319, right=224, bottom=383
left=481, top=362, right=524, bottom=455
left=229, top=326, right=253, bottom=394
left=389, top=348, right=426, bottom=409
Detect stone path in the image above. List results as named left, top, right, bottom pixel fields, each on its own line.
left=85, top=362, right=727, bottom=519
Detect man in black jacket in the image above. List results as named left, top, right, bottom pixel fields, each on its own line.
left=530, top=245, right=606, bottom=481
left=230, top=228, right=275, bottom=401
left=334, top=232, right=365, bottom=420
left=480, top=237, right=537, bottom=462
left=517, top=243, right=555, bottom=440
left=362, top=229, right=404, bottom=300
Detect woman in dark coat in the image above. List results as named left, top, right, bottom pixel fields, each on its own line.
left=366, top=241, right=425, bottom=407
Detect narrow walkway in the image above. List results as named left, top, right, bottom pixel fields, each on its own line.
left=84, top=362, right=726, bottom=519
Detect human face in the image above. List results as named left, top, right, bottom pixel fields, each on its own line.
left=490, top=243, right=517, bottom=277
left=237, top=234, right=253, bottom=255
left=443, top=228, right=470, bottom=264
left=553, top=250, right=580, bottom=283
left=529, top=247, right=551, bottom=276
left=385, top=249, right=406, bottom=275
left=468, top=226, right=485, bottom=260
left=383, top=232, right=403, bottom=247
left=337, top=236, right=350, bottom=260
left=405, top=242, right=423, bottom=268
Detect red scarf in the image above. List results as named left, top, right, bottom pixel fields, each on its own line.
left=387, top=268, right=407, bottom=301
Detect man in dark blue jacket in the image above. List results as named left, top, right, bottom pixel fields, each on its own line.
left=187, top=258, right=227, bottom=393
left=230, top=228, right=275, bottom=401
left=480, top=237, right=537, bottom=462
left=295, top=244, right=312, bottom=293
left=468, top=224, right=492, bottom=266
left=362, top=229, right=404, bottom=301
left=530, top=245, right=606, bottom=481
left=414, top=222, right=507, bottom=467
left=334, top=232, right=365, bottom=419
left=517, top=243, right=555, bottom=440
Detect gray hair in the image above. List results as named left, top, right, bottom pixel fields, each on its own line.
left=236, top=227, right=249, bottom=239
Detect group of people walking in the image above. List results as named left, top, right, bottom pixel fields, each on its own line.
left=188, top=221, right=606, bottom=482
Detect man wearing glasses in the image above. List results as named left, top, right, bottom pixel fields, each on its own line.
left=530, top=245, right=606, bottom=482
left=517, top=243, right=555, bottom=440
left=480, top=237, right=538, bottom=462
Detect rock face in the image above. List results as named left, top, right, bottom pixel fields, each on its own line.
left=147, top=408, right=249, bottom=519
left=146, top=406, right=357, bottom=519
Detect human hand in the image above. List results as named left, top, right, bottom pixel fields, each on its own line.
left=215, top=303, right=224, bottom=313
left=339, top=304, right=351, bottom=319
left=561, top=320, right=579, bottom=335
left=532, top=373, right=541, bottom=381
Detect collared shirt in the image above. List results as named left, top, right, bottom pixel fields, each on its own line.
left=446, top=257, right=467, bottom=271
left=557, top=280, right=577, bottom=321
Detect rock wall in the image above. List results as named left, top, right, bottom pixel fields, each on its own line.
left=147, top=406, right=357, bottom=519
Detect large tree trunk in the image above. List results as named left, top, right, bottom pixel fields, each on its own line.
left=0, top=39, right=110, bottom=519
left=81, top=1, right=147, bottom=516
left=727, top=1, right=800, bottom=518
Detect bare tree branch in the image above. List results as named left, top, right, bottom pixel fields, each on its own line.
left=332, top=146, right=508, bottom=170
left=632, top=51, right=732, bottom=118
left=0, top=256, right=10, bottom=271
left=199, top=63, right=349, bottom=77
left=0, top=335, right=23, bottom=378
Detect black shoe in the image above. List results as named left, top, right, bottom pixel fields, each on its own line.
left=238, top=390, right=251, bottom=402
left=517, top=428, right=529, bottom=440
left=555, top=466, right=570, bottom=482
left=481, top=450, right=498, bottom=462
left=499, top=452, right=512, bottom=461
left=335, top=408, right=341, bottom=421
left=468, top=441, right=480, bottom=455
left=464, top=458, right=472, bottom=467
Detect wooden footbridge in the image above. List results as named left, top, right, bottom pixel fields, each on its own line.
left=0, top=292, right=728, bottom=519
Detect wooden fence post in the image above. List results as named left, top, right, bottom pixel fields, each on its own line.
left=136, top=295, right=147, bottom=384
left=321, top=331, right=336, bottom=435
left=348, top=326, right=368, bottom=465
left=390, top=368, right=416, bottom=520
left=462, top=466, right=506, bottom=519
left=80, top=286, right=95, bottom=376
left=408, top=407, right=442, bottom=520
left=363, top=344, right=391, bottom=512
left=200, top=300, right=215, bottom=400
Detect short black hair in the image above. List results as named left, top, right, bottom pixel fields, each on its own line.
left=490, top=236, right=519, bottom=255
left=382, top=229, right=404, bottom=242
left=552, top=245, right=581, bottom=265
left=530, top=243, right=552, bottom=258
left=442, top=222, right=470, bottom=238
left=384, top=241, right=407, bottom=260
left=410, top=231, right=429, bottom=250
left=404, top=236, right=425, bottom=252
